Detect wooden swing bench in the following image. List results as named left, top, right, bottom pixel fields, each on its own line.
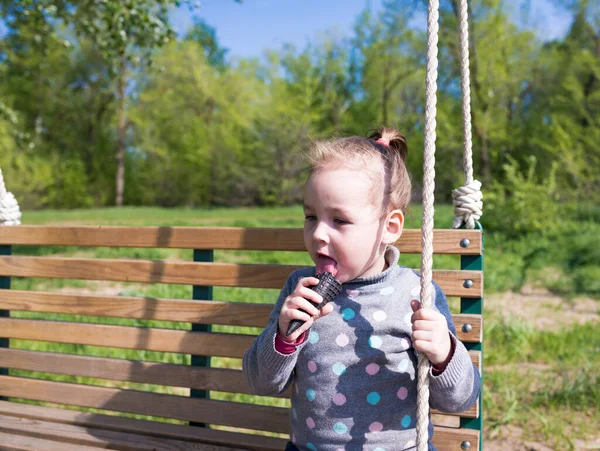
left=0, top=225, right=483, bottom=451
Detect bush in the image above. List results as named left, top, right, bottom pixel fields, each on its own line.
left=511, top=221, right=600, bottom=296
left=565, top=202, right=600, bottom=223
left=572, top=266, right=600, bottom=296
left=484, top=156, right=560, bottom=238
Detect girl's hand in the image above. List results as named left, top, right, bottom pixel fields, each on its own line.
left=278, top=276, right=335, bottom=343
left=410, top=300, right=452, bottom=366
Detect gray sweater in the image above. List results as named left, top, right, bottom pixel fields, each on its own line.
left=243, top=246, right=480, bottom=451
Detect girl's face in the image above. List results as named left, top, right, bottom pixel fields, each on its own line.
left=303, top=164, right=403, bottom=283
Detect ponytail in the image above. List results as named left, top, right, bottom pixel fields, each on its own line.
left=368, top=127, right=408, bottom=163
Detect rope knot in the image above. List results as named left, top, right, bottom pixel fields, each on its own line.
left=0, top=169, right=22, bottom=226
left=452, top=179, right=482, bottom=229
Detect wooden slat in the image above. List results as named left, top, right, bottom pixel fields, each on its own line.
left=0, top=349, right=477, bottom=418
left=431, top=403, right=477, bottom=419
left=0, top=412, right=479, bottom=451
left=0, top=290, right=274, bottom=328
left=471, top=350, right=481, bottom=374
left=0, top=349, right=285, bottom=397
left=0, top=348, right=480, bottom=397
left=0, top=318, right=254, bottom=359
left=0, top=376, right=290, bottom=434
left=0, top=226, right=483, bottom=254
left=431, top=413, right=460, bottom=428
left=0, top=290, right=482, bottom=341
left=0, top=413, right=244, bottom=451
left=0, top=319, right=481, bottom=369
left=431, top=270, right=482, bottom=298
left=431, top=426, right=480, bottom=451
left=0, top=400, right=478, bottom=451
left=0, top=256, right=483, bottom=297
left=430, top=401, right=477, bottom=419
left=0, top=256, right=295, bottom=290
left=0, top=401, right=287, bottom=451
left=0, top=431, right=105, bottom=451
left=453, top=314, right=483, bottom=343
left=0, top=373, right=476, bottom=433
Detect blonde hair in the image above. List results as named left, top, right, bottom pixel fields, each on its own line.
left=304, top=127, right=412, bottom=213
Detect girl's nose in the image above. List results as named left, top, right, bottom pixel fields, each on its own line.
left=313, top=221, right=330, bottom=244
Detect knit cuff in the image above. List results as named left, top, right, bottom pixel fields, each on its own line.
left=258, top=322, right=302, bottom=371
left=275, top=331, right=307, bottom=354
left=429, top=333, right=471, bottom=389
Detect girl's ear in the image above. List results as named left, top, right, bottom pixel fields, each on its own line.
left=383, top=209, right=404, bottom=244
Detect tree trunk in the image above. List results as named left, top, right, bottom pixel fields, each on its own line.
left=115, top=55, right=127, bottom=207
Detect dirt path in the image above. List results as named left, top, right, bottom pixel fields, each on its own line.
left=485, top=285, right=598, bottom=330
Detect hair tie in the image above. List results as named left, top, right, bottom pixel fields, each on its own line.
left=376, top=137, right=390, bottom=147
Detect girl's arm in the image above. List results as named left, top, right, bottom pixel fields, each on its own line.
left=242, top=269, right=312, bottom=396
left=429, top=283, right=482, bottom=413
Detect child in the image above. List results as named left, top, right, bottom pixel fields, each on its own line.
left=243, top=127, right=481, bottom=451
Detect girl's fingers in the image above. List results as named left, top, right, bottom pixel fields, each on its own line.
left=290, top=295, right=321, bottom=317
left=317, top=302, right=334, bottom=318
left=411, top=307, right=444, bottom=323
left=283, top=317, right=314, bottom=341
left=413, top=340, right=434, bottom=355
left=297, top=277, right=320, bottom=290
left=411, top=330, right=433, bottom=343
left=283, top=306, right=313, bottom=323
left=296, top=286, right=324, bottom=306
left=412, top=319, right=435, bottom=331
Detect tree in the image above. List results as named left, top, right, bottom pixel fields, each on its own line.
left=0, top=0, right=240, bottom=206
left=131, top=40, right=263, bottom=206
left=185, top=18, right=228, bottom=70
left=528, top=0, right=599, bottom=197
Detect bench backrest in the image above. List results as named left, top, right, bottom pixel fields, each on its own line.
left=0, top=226, right=483, bottom=450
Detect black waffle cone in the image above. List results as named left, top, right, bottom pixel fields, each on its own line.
left=285, top=272, right=342, bottom=336
left=312, top=272, right=343, bottom=303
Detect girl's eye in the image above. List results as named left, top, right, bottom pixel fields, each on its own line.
left=305, top=215, right=317, bottom=221
left=334, top=218, right=349, bottom=225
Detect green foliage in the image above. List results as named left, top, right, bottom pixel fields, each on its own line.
left=0, top=0, right=597, bottom=215
left=485, top=156, right=560, bottom=237
left=522, top=220, right=600, bottom=296
left=572, top=266, right=600, bottom=296
left=46, top=157, right=93, bottom=208
left=0, top=0, right=193, bottom=71
left=185, top=18, right=228, bottom=69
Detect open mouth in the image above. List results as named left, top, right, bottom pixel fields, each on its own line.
left=316, top=255, right=338, bottom=276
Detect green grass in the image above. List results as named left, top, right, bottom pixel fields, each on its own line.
left=483, top=318, right=600, bottom=449
left=3, top=205, right=600, bottom=448
left=22, top=204, right=458, bottom=228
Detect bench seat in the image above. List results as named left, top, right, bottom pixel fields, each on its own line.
left=0, top=226, right=483, bottom=451
left=0, top=400, right=479, bottom=451
left=0, top=400, right=279, bottom=451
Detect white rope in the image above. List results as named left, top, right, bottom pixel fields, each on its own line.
left=452, top=0, right=482, bottom=230
left=452, top=180, right=482, bottom=229
left=0, top=167, right=22, bottom=226
left=458, top=0, right=473, bottom=186
left=416, top=0, right=439, bottom=448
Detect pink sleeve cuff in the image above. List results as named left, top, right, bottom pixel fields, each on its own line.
left=275, top=331, right=307, bottom=354
left=432, top=333, right=456, bottom=376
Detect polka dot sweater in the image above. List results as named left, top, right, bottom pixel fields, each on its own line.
left=243, top=246, right=480, bottom=451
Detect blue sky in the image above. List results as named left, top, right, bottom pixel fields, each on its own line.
left=169, top=0, right=573, bottom=60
